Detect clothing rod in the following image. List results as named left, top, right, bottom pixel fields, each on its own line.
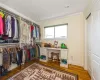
left=21, top=17, right=32, bottom=25
left=0, top=7, right=19, bottom=19
left=33, top=23, right=40, bottom=27
left=86, top=13, right=91, bottom=20
left=21, top=17, right=39, bottom=26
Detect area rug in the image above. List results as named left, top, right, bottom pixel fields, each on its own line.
left=8, top=63, right=78, bottom=80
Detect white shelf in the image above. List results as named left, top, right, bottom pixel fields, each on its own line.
left=42, top=47, right=67, bottom=50
left=40, top=59, right=47, bottom=62
left=0, top=43, right=19, bottom=46
left=40, top=47, right=68, bottom=68
left=60, top=63, right=68, bottom=68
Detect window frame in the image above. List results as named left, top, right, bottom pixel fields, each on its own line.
left=44, top=23, right=68, bottom=40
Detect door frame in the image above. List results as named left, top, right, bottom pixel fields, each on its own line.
left=84, top=19, right=88, bottom=70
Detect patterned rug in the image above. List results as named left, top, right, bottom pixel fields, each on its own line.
left=8, top=63, right=78, bottom=80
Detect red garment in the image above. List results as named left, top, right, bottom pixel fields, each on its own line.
left=30, top=25, right=34, bottom=32
left=28, top=49, right=30, bottom=60
left=0, top=15, right=3, bottom=35
left=26, top=49, right=30, bottom=60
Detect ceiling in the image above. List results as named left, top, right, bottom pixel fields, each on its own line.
left=0, top=0, right=89, bottom=21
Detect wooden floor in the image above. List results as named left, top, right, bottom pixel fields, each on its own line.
left=0, top=60, right=91, bottom=80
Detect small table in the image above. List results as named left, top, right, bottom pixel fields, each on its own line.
left=40, top=47, right=68, bottom=68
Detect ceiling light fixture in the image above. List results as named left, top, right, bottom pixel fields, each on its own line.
left=64, top=5, right=69, bottom=8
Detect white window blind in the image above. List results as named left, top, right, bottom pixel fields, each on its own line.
left=45, top=27, right=54, bottom=39
left=44, top=24, right=67, bottom=39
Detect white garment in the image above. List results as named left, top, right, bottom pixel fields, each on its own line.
left=20, top=20, right=31, bottom=44
left=20, top=21, right=27, bottom=43
left=21, top=21, right=28, bottom=36
left=22, top=50, right=25, bottom=64
left=36, top=27, right=39, bottom=39
left=0, top=53, right=3, bottom=65
left=14, top=18, right=18, bottom=39
left=7, top=15, right=12, bottom=37
left=27, top=25, right=31, bottom=44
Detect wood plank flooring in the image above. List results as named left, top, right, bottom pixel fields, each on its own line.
left=0, top=60, right=91, bottom=80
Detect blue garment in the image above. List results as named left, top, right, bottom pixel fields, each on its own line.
left=30, top=48, right=35, bottom=60
left=33, top=25, right=36, bottom=38
left=16, top=50, right=22, bottom=65
left=35, top=26, right=37, bottom=38
left=37, top=27, right=39, bottom=39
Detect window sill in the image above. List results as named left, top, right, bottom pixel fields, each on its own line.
left=44, top=38, right=67, bottom=40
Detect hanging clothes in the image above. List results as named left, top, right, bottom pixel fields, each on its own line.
left=26, top=49, right=30, bottom=61
left=20, top=20, right=31, bottom=44
left=10, top=48, right=17, bottom=63
left=0, top=52, right=3, bottom=66
left=37, top=44, right=40, bottom=58
left=35, top=44, right=40, bottom=58
left=30, top=47, right=35, bottom=60
left=17, top=19, right=20, bottom=39
left=39, top=27, right=41, bottom=39
left=0, top=15, right=4, bottom=35
left=6, top=15, right=12, bottom=37
left=13, top=48, right=17, bottom=63
left=16, top=49, right=23, bottom=66
left=35, top=45, right=39, bottom=58
left=22, top=49, right=26, bottom=64
left=3, top=49, right=10, bottom=70
left=30, top=25, right=34, bottom=38
left=27, top=24, right=31, bottom=44
left=33, top=25, right=36, bottom=38
left=0, top=44, right=40, bottom=76
left=11, top=17, right=15, bottom=37
left=36, top=27, right=40, bottom=39
left=13, top=18, right=18, bottom=39
left=24, top=48, right=28, bottom=62
left=20, top=21, right=28, bottom=43
left=35, top=26, right=37, bottom=38
left=3, top=15, right=6, bottom=35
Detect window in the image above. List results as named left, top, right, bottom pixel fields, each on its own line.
left=45, top=27, right=54, bottom=38
left=44, top=24, right=67, bottom=39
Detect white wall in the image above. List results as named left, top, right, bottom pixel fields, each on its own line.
left=39, top=12, right=85, bottom=67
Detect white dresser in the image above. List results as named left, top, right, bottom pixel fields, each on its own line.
left=40, top=47, right=68, bottom=68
